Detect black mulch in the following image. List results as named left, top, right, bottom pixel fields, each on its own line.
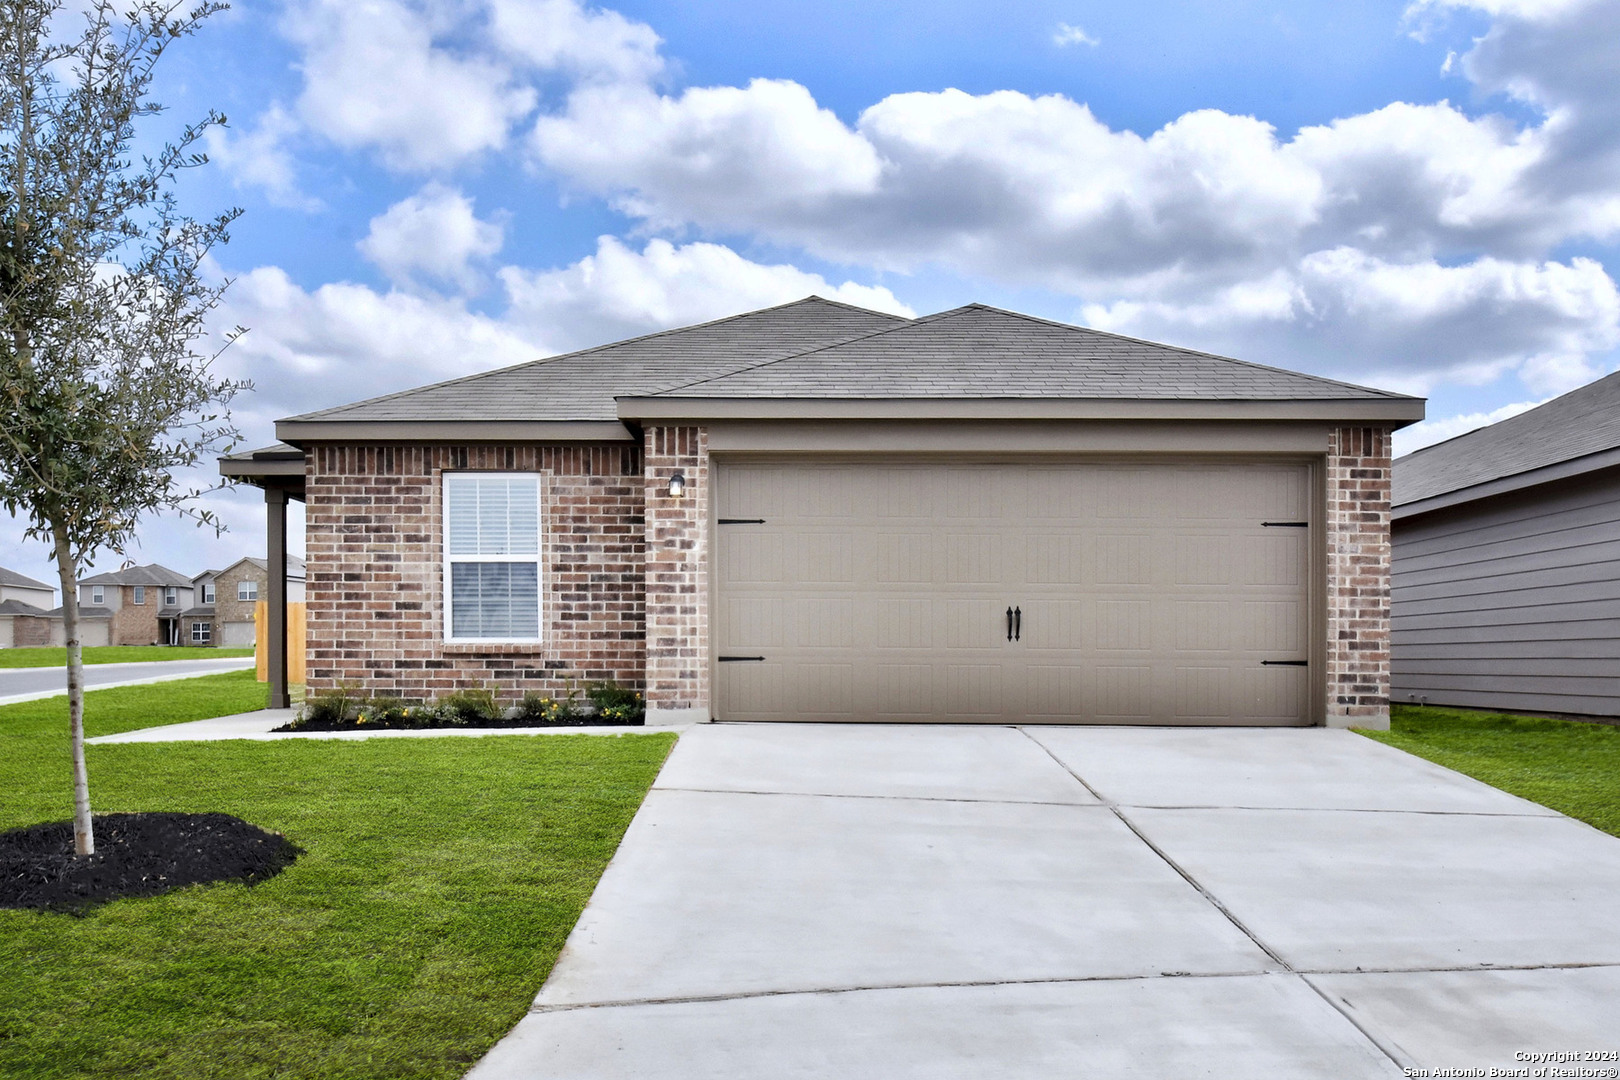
left=0, top=812, right=301, bottom=913
left=274, top=715, right=643, bottom=732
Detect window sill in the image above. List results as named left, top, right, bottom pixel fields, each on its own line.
left=441, top=641, right=547, bottom=655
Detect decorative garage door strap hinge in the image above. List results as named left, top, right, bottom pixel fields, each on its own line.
left=718, top=655, right=766, bottom=662
left=1261, top=521, right=1309, bottom=528
left=718, top=518, right=767, bottom=525
left=1261, top=659, right=1309, bottom=666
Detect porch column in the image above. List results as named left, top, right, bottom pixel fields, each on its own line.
left=266, top=486, right=290, bottom=710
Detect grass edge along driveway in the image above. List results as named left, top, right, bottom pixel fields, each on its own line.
left=0, top=670, right=676, bottom=1080
left=1360, top=703, right=1620, bottom=839
left=0, top=645, right=254, bottom=668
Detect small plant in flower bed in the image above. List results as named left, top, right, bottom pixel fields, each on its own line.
left=588, top=680, right=644, bottom=724
left=274, top=681, right=645, bottom=731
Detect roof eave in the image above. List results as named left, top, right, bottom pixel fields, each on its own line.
left=615, top=396, right=1427, bottom=425
left=1393, top=444, right=1620, bottom=520
left=274, top=419, right=636, bottom=446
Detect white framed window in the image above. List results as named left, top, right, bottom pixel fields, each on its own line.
left=91, top=585, right=104, bottom=605
left=164, top=587, right=177, bottom=606
left=202, top=583, right=215, bottom=604
left=444, top=472, right=542, bottom=642
left=191, top=620, right=211, bottom=643
left=132, top=586, right=145, bottom=605
left=238, top=580, right=258, bottom=602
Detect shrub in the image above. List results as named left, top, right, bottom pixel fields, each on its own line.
left=358, top=696, right=409, bottom=726
left=303, top=683, right=361, bottom=725
left=438, top=687, right=502, bottom=725
left=516, top=689, right=585, bottom=725
left=587, top=680, right=644, bottom=723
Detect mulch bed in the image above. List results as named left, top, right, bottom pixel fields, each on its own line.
left=0, top=812, right=301, bottom=913
left=275, top=716, right=642, bottom=732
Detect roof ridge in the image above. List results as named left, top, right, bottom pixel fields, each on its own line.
left=282, top=296, right=896, bottom=423
left=963, top=304, right=1415, bottom=400
left=643, top=304, right=961, bottom=397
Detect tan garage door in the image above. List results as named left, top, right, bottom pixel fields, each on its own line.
left=714, top=459, right=1314, bottom=725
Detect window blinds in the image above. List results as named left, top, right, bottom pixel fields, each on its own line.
left=446, top=475, right=541, bottom=639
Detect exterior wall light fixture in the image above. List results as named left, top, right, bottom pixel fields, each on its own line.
left=668, top=471, right=686, bottom=498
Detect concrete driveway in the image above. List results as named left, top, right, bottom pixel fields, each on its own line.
left=469, top=725, right=1620, bottom=1079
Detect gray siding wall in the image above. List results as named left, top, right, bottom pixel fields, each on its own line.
left=1391, top=466, right=1620, bottom=717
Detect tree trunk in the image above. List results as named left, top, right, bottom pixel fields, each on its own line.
left=52, top=530, right=93, bottom=856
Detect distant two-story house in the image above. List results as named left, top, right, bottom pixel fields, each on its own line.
left=71, top=564, right=197, bottom=646
left=0, top=567, right=56, bottom=647
left=180, top=556, right=306, bottom=647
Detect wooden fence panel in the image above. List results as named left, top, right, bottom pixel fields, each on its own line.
left=254, top=600, right=307, bottom=684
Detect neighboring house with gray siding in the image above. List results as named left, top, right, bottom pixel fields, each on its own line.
left=1391, top=370, right=1620, bottom=718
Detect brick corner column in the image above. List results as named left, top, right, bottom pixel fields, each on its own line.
left=643, top=426, right=710, bottom=725
left=1325, top=425, right=1394, bottom=730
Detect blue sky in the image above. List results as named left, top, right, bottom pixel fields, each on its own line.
left=4, top=0, right=1618, bottom=595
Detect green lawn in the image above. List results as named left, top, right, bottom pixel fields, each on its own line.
left=0, top=670, right=676, bottom=1079
left=1361, top=704, right=1620, bottom=838
left=0, top=645, right=255, bottom=668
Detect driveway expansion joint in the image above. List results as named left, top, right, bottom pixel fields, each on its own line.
left=650, top=784, right=1106, bottom=808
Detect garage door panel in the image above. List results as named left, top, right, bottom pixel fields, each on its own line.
left=1245, top=532, right=1307, bottom=586
left=1175, top=666, right=1235, bottom=721
left=874, top=598, right=935, bottom=649
left=875, top=532, right=936, bottom=582
left=715, top=460, right=1313, bottom=725
left=1094, top=534, right=1154, bottom=585
left=718, top=530, right=784, bottom=584
left=1172, top=600, right=1233, bottom=652
left=1172, top=534, right=1237, bottom=586
left=1092, top=599, right=1151, bottom=651
left=1090, top=665, right=1155, bottom=721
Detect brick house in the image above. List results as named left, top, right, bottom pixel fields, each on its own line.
left=0, top=567, right=56, bottom=647
left=223, top=299, right=1422, bottom=727
left=180, top=556, right=307, bottom=647
left=72, top=564, right=195, bottom=646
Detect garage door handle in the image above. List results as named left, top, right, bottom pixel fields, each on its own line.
left=1261, top=660, right=1308, bottom=666
left=1006, top=607, right=1014, bottom=641
left=1014, top=606, right=1022, bottom=641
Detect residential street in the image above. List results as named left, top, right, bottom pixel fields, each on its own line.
left=0, top=658, right=256, bottom=704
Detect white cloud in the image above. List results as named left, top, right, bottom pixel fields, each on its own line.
left=203, top=104, right=319, bottom=211
left=1052, top=22, right=1099, bottom=47
left=533, top=79, right=884, bottom=231
left=1393, top=398, right=1548, bottom=456
left=1084, top=251, right=1620, bottom=394
left=489, top=0, right=663, bottom=83
left=282, top=0, right=537, bottom=171
left=213, top=265, right=543, bottom=425
left=500, top=235, right=913, bottom=352
left=358, top=184, right=505, bottom=290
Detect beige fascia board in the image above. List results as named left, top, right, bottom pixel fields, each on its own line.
left=1392, top=446, right=1620, bottom=521
left=617, top=396, right=1426, bottom=425
left=219, top=458, right=305, bottom=479
left=275, top=419, right=636, bottom=445
left=705, top=419, right=1333, bottom=454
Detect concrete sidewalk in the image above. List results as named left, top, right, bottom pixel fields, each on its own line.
left=468, top=724, right=1620, bottom=1079
left=87, top=709, right=685, bottom=743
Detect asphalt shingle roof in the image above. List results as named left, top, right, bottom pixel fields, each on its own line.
left=1393, top=370, right=1620, bottom=507
left=0, top=566, right=53, bottom=591
left=0, top=598, right=50, bottom=616
left=283, top=297, right=908, bottom=424
left=645, top=305, right=1409, bottom=401
left=79, top=564, right=195, bottom=588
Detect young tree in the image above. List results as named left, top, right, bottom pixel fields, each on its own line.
left=0, top=0, right=245, bottom=855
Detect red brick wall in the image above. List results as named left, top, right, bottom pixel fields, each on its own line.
left=110, top=586, right=159, bottom=645
left=304, top=443, right=645, bottom=704
left=13, top=616, right=50, bottom=647
left=643, top=426, right=709, bottom=718
left=1326, top=426, right=1394, bottom=727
